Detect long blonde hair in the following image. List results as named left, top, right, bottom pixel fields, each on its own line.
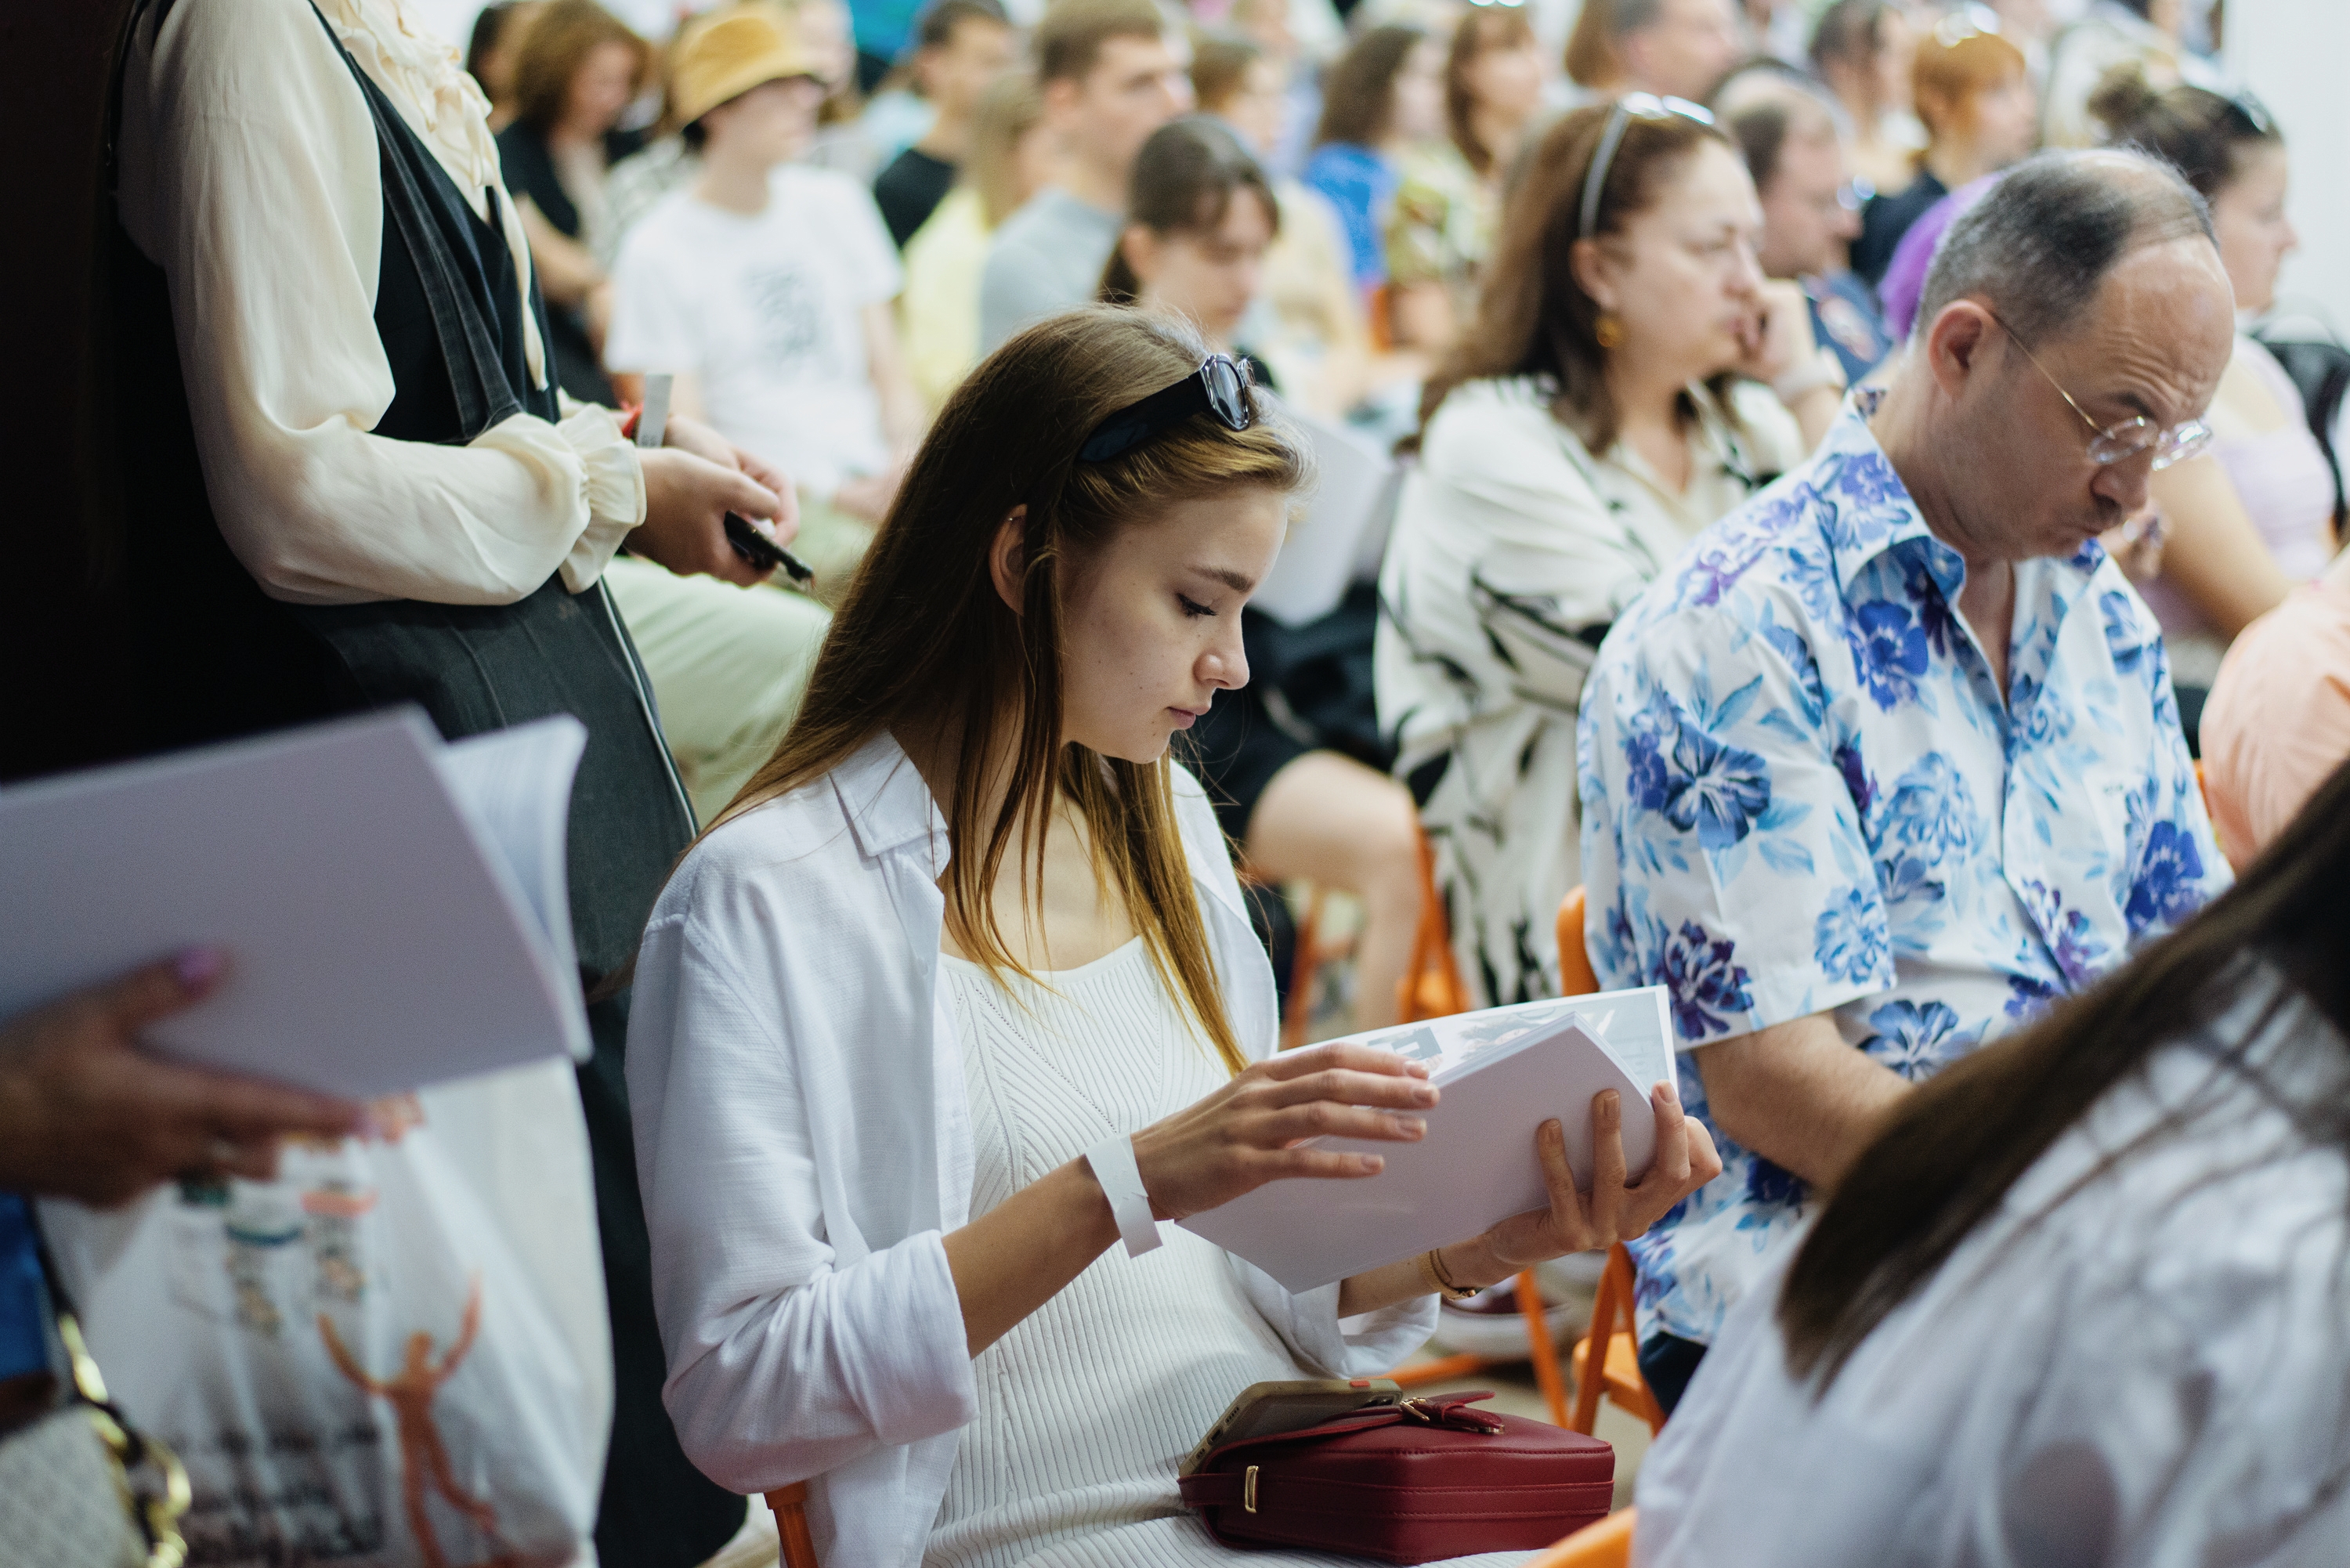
left=705, top=309, right=1308, bottom=1073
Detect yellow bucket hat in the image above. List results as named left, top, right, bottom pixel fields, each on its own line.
left=671, top=3, right=825, bottom=128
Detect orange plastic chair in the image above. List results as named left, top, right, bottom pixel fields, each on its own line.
left=1568, top=1244, right=1665, bottom=1436
left=1273, top=879, right=1345, bottom=1052
left=1396, top=826, right=1471, bottom=1024
left=1524, top=1507, right=1636, bottom=1568
left=768, top=1483, right=819, bottom=1568
left=1556, top=887, right=1666, bottom=1439
left=1554, top=885, right=1601, bottom=999
left=1382, top=830, right=1572, bottom=1422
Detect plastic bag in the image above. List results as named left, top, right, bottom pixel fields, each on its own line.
left=40, top=1059, right=610, bottom=1567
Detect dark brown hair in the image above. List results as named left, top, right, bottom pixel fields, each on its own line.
left=1564, top=0, right=1627, bottom=89
left=1419, top=101, right=1734, bottom=452
left=917, top=0, right=1010, bottom=54
left=703, top=310, right=1308, bottom=1074
left=2089, top=63, right=2283, bottom=202
left=1722, top=79, right=1838, bottom=193
left=1314, top=24, right=1426, bottom=149
left=1036, top=0, right=1169, bottom=87
left=1101, top=116, right=1282, bottom=302
left=1807, top=0, right=1896, bottom=78
left=1445, top=4, right=1537, bottom=177
left=1780, top=757, right=2350, bottom=1389
left=511, top=0, right=650, bottom=134
left=1190, top=31, right=1263, bottom=116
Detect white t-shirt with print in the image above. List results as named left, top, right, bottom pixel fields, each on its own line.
left=606, top=165, right=902, bottom=497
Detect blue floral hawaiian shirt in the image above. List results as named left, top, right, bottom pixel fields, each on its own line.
left=1576, top=406, right=2229, bottom=1349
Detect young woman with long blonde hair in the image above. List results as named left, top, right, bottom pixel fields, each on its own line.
left=626, top=308, right=1718, bottom=1563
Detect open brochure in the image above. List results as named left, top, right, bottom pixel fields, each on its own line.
left=1179, top=988, right=1679, bottom=1292
left=0, top=707, right=592, bottom=1097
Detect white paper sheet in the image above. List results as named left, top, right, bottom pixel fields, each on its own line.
left=1251, top=403, right=1400, bottom=628
left=0, top=708, right=591, bottom=1098
left=1178, top=988, right=1678, bottom=1292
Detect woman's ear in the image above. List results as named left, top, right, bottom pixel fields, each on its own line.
left=989, top=506, right=1029, bottom=614
left=1120, top=226, right=1163, bottom=290
left=1568, top=235, right=1615, bottom=313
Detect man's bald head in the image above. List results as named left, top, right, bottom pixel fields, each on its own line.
left=1916, top=150, right=2215, bottom=349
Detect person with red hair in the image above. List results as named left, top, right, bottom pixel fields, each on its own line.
left=1849, top=6, right=2036, bottom=287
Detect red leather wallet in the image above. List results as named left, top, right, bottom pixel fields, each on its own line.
left=1175, top=1392, right=1614, bottom=1563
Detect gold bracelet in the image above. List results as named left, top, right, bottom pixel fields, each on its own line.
left=1417, top=1248, right=1479, bottom=1301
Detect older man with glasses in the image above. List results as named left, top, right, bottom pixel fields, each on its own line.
left=1575, top=150, right=2235, bottom=1414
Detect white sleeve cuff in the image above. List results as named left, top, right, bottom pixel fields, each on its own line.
left=551, top=399, right=646, bottom=592
left=824, top=1230, right=980, bottom=1447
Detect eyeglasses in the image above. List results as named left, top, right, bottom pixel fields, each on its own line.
left=1984, top=309, right=2212, bottom=471
left=1579, top=92, right=1715, bottom=239
left=1076, top=354, right=1255, bottom=464
left=1931, top=3, right=2003, bottom=49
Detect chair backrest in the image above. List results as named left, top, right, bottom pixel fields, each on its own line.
left=1557, top=884, right=1668, bottom=1437
left=2251, top=333, right=2350, bottom=529
left=1555, top=885, right=1600, bottom=999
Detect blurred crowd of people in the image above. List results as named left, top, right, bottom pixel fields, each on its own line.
left=16, top=0, right=2350, bottom=1562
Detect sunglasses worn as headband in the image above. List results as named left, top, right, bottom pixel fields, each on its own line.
left=1932, top=2, right=2003, bottom=49
left=1076, top=355, right=1255, bottom=464
left=2223, top=89, right=2276, bottom=139
left=1579, top=93, right=1715, bottom=238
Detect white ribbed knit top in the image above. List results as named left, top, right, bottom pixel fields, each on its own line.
left=929, top=940, right=1530, bottom=1568
left=931, top=938, right=1295, bottom=1566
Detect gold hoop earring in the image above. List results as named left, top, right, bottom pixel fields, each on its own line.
left=1594, top=313, right=1625, bottom=350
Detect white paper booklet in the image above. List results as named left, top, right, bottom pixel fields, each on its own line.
left=0, top=707, right=593, bottom=1098
left=1179, top=987, right=1679, bottom=1292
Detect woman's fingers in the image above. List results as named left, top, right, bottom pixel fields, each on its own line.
left=1256, top=1100, right=1427, bottom=1147
left=1683, top=1116, right=1723, bottom=1188
left=1252, top=1065, right=1438, bottom=1114
left=1585, top=1090, right=1629, bottom=1239
left=1264, top=1146, right=1388, bottom=1180
left=1534, top=1117, right=1597, bottom=1245
left=1252, top=1041, right=1431, bottom=1085
left=1640, top=1078, right=1692, bottom=1190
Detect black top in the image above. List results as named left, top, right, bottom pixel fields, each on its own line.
left=874, top=143, right=957, bottom=248
left=1850, top=168, right=1947, bottom=288
left=494, top=120, right=643, bottom=403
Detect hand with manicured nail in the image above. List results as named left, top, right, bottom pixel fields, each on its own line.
left=1470, top=1079, right=1724, bottom=1272
left=0, top=950, right=369, bottom=1207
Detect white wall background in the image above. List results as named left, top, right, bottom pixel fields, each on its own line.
left=2230, top=0, right=2350, bottom=342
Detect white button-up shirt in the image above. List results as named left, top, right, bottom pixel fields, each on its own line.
left=625, top=733, right=1438, bottom=1568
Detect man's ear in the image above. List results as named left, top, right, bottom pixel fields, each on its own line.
left=989, top=507, right=1029, bottom=615
left=1039, top=74, right=1082, bottom=133
left=1922, top=298, right=1995, bottom=403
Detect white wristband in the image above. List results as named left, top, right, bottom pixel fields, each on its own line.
left=1084, top=1133, right=1164, bottom=1258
